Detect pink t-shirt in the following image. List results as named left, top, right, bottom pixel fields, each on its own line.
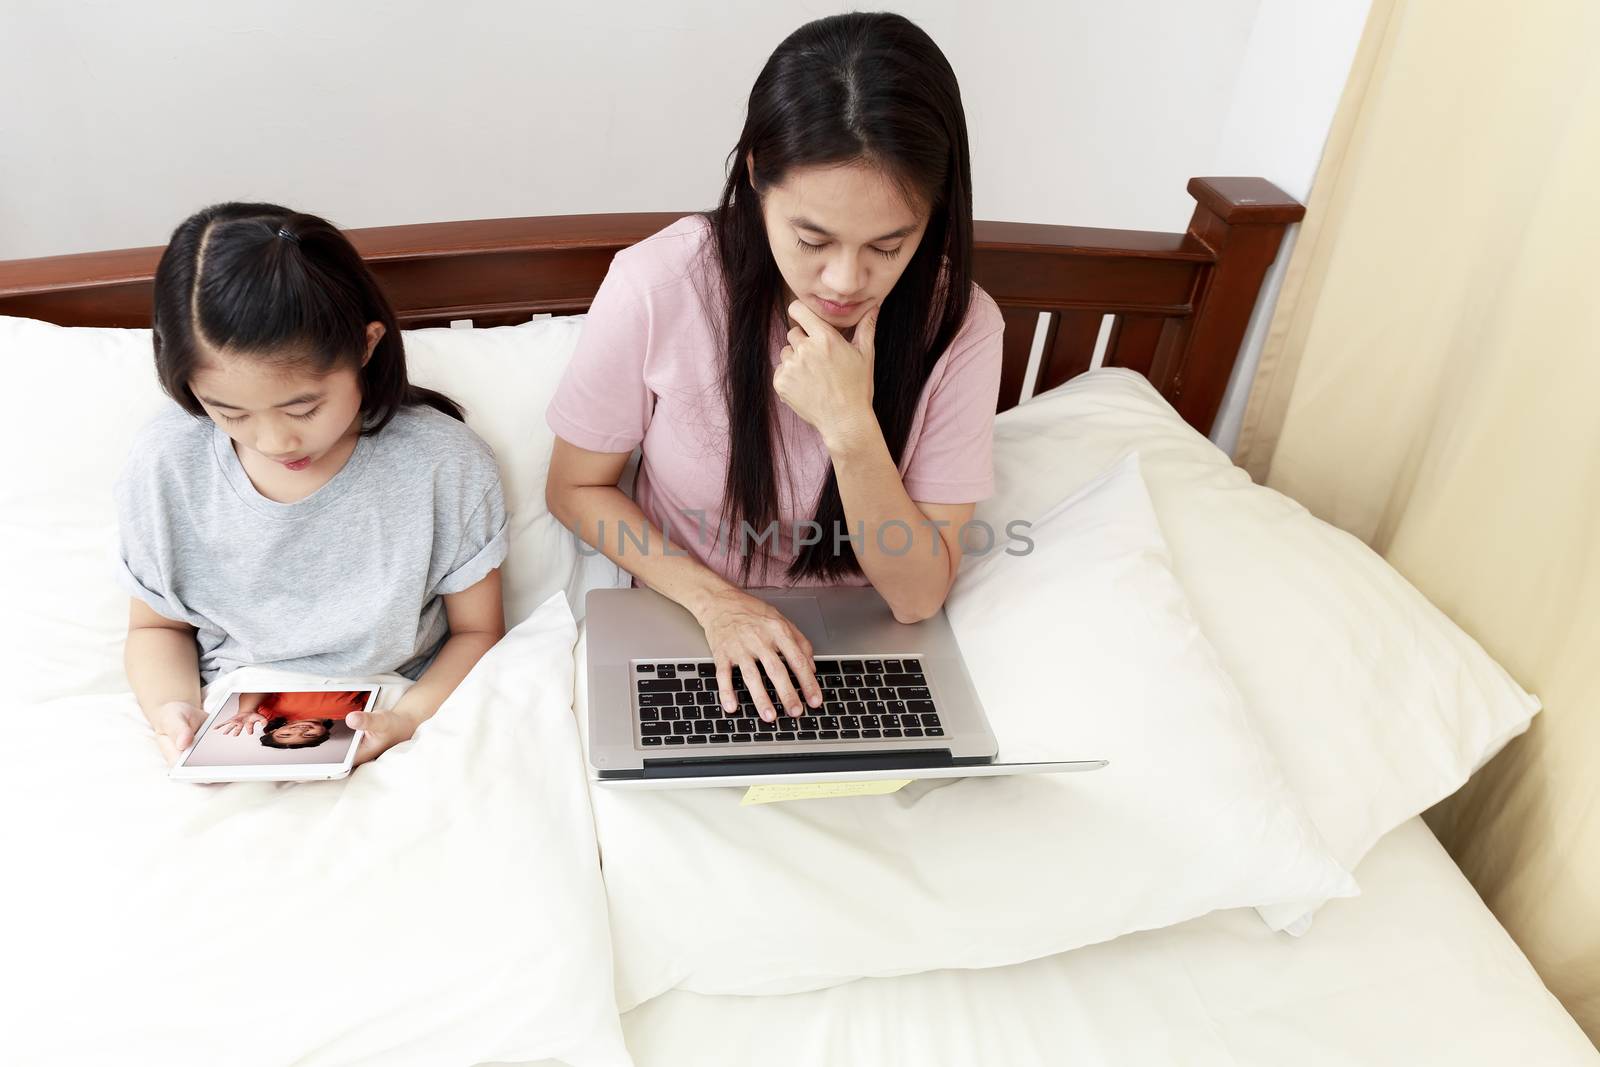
left=546, top=215, right=1005, bottom=587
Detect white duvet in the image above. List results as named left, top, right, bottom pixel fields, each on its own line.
left=615, top=820, right=1599, bottom=1067
left=0, top=594, right=629, bottom=1067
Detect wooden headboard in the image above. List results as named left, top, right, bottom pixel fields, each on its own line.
left=0, top=176, right=1301, bottom=436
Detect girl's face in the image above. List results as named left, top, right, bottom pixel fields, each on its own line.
left=269, top=720, right=330, bottom=746
left=757, top=161, right=930, bottom=333
left=188, top=326, right=380, bottom=475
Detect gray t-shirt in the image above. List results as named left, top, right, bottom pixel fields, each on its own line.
left=115, top=402, right=508, bottom=684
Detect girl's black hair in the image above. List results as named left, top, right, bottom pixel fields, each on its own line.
left=151, top=202, right=462, bottom=432
left=708, top=12, right=974, bottom=583
left=259, top=717, right=336, bottom=750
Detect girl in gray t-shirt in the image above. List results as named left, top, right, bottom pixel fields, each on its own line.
left=117, top=202, right=509, bottom=769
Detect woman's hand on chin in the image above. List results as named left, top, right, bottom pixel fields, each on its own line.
left=693, top=586, right=824, bottom=722
left=774, top=300, right=879, bottom=449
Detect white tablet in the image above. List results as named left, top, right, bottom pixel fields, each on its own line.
left=170, top=684, right=378, bottom=783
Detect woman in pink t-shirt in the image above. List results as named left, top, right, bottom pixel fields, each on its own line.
left=546, top=12, right=1004, bottom=724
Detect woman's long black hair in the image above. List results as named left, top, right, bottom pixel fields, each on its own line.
left=151, top=202, right=462, bottom=431
left=709, top=12, right=974, bottom=584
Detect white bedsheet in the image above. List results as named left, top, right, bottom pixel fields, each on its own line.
left=609, top=819, right=1596, bottom=1067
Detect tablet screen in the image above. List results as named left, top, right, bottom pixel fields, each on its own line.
left=179, top=687, right=377, bottom=769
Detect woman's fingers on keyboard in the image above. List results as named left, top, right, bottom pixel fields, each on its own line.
left=714, top=655, right=738, bottom=712
left=774, top=631, right=822, bottom=708
left=759, top=649, right=803, bottom=717
left=737, top=659, right=777, bottom=721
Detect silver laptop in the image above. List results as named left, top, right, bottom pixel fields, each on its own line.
left=585, top=586, right=1106, bottom=789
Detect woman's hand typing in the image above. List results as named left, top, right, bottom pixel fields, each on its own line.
left=694, top=586, right=824, bottom=722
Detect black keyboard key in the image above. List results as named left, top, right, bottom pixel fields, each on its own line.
left=927, top=727, right=944, bottom=736
left=840, top=715, right=860, bottom=730
left=635, top=663, right=657, bottom=673
left=675, top=691, right=696, bottom=705
left=715, top=719, right=736, bottom=734
left=639, top=708, right=659, bottom=722
left=818, top=715, right=840, bottom=730
left=709, top=735, right=730, bottom=744
left=899, top=687, right=932, bottom=701
left=841, top=729, right=861, bottom=739
left=920, top=713, right=942, bottom=728
left=887, top=700, right=907, bottom=716
left=660, top=708, right=682, bottom=722
left=694, top=720, right=715, bottom=734
left=883, top=728, right=903, bottom=738
left=639, top=692, right=675, bottom=707
left=865, top=659, right=884, bottom=674
left=905, top=727, right=924, bottom=737
left=698, top=663, right=717, bottom=677
left=776, top=731, right=797, bottom=741
left=732, top=733, right=753, bottom=743
left=845, top=674, right=865, bottom=688
left=687, top=735, right=708, bottom=744
left=676, top=663, right=695, bottom=672
left=672, top=721, right=693, bottom=735
left=682, top=677, right=703, bottom=692
left=884, top=659, right=903, bottom=673
left=640, top=722, right=671, bottom=737
left=883, top=673, right=923, bottom=687
left=656, top=666, right=676, bottom=679
left=907, top=700, right=936, bottom=715
left=862, top=729, right=882, bottom=739
left=842, top=660, right=865, bottom=674
left=638, top=678, right=682, bottom=693
left=860, top=714, right=880, bottom=729
left=867, top=700, right=887, bottom=717
left=696, top=690, right=716, bottom=705
left=819, top=730, right=839, bottom=740
left=665, top=736, right=685, bottom=745
left=749, top=732, right=773, bottom=742
left=846, top=701, right=867, bottom=716
left=796, top=730, right=818, bottom=740
left=681, top=707, right=702, bottom=721
left=642, top=736, right=662, bottom=745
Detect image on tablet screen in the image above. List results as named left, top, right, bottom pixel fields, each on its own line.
left=182, top=689, right=371, bottom=767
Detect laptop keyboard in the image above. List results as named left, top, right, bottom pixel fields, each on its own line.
left=633, top=656, right=944, bottom=748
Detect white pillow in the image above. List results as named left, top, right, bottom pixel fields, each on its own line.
left=0, top=313, right=619, bottom=706
left=0, top=593, right=631, bottom=1067
left=979, top=369, right=1539, bottom=932
left=405, top=318, right=623, bottom=628
left=578, top=454, right=1353, bottom=1010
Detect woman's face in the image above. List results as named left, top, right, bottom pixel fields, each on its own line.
left=757, top=161, right=930, bottom=333
left=188, top=326, right=379, bottom=477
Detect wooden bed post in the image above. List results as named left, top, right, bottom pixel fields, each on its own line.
left=1152, top=177, right=1305, bottom=433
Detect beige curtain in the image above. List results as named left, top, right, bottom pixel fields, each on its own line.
left=1235, top=0, right=1600, bottom=1043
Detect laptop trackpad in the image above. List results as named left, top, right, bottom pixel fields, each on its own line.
left=762, top=595, right=830, bottom=646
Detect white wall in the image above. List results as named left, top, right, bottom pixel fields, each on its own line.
left=0, top=0, right=1368, bottom=448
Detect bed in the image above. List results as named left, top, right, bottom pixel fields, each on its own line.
left=1, top=177, right=1592, bottom=1066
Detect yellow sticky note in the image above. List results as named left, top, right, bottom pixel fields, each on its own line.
left=740, top=779, right=913, bottom=806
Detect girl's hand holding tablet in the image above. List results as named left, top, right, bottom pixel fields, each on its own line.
left=347, top=700, right=424, bottom=765
left=151, top=699, right=206, bottom=766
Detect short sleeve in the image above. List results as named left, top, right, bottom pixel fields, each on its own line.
left=112, top=463, right=190, bottom=624
left=900, top=297, right=1006, bottom=504
left=437, top=476, right=509, bottom=595
left=546, top=257, right=655, bottom=453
